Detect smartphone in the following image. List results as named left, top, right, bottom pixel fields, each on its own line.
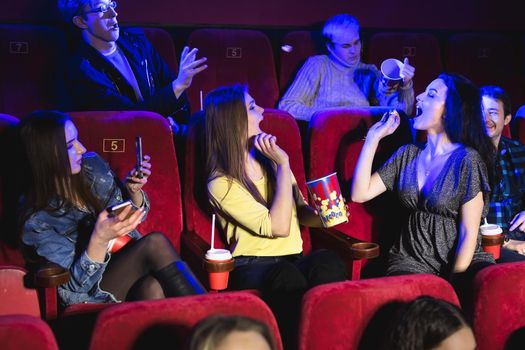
left=135, top=136, right=143, bottom=179
left=107, top=200, right=139, bottom=219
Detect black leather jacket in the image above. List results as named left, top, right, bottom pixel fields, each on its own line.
left=66, top=28, right=189, bottom=124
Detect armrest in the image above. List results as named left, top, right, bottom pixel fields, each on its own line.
left=309, top=227, right=379, bottom=259
left=309, top=226, right=379, bottom=280
left=33, top=262, right=70, bottom=288
left=181, top=231, right=211, bottom=286
left=25, top=262, right=70, bottom=320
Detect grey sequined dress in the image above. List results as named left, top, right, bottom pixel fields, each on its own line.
left=377, top=144, right=495, bottom=276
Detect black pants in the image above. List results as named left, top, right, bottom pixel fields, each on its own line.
left=229, top=249, right=347, bottom=350
left=449, top=261, right=494, bottom=320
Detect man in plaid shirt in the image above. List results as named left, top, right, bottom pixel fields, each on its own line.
left=482, top=86, right=525, bottom=262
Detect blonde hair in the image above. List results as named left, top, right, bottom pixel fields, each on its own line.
left=322, top=13, right=360, bottom=45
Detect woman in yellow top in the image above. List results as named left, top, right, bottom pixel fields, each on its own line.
left=205, top=84, right=346, bottom=349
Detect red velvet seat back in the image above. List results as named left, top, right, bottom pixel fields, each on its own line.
left=309, top=108, right=412, bottom=243
left=279, top=30, right=321, bottom=93
left=0, top=25, right=67, bottom=116
left=367, top=32, right=443, bottom=99
left=473, top=262, right=525, bottom=350
left=186, top=29, right=279, bottom=110
left=445, top=33, right=524, bottom=111
left=69, top=111, right=183, bottom=251
left=142, top=27, right=179, bottom=74
left=502, top=124, right=512, bottom=139
left=183, top=109, right=311, bottom=256
left=0, top=266, right=40, bottom=317
left=0, top=315, right=58, bottom=350
left=514, top=116, right=525, bottom=145
left=183, top=112, right=224, bottom=250
left=89, top=291, right=283, bottom=350
left=260, top=109, right=311, bottom=253
left=299, top=274, right=459, bottom=350
left=0, top=114, right=24, bottom=266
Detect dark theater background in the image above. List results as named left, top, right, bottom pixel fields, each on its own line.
left=2, top=0, right=523, bottom=29
left=2, top=0, right=524, bottom=113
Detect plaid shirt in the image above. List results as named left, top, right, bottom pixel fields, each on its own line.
left=487, top=137, right=525, bottom=240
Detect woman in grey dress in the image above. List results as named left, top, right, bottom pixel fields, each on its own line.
left=351, top=73, right=496, bottom=279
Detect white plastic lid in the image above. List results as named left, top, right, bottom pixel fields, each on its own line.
left=480, top=224, right=503, bottom=235
left=205, top=248, right=233, bottom=260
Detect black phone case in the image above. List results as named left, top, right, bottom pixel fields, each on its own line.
left=135, top=136, right=143, bottom=179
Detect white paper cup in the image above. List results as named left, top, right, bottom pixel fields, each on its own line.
left=380, top=58, right=404, bottom=89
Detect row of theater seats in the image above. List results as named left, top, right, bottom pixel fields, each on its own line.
left=2, top=106, right=525, bottom=348
left=0, top=109, right=380, bottom=318
left=1, top=24, right=525, bottom=117
left=3, top=269, right=525, bottom=350
left=3, top=105, right=525, bottom=271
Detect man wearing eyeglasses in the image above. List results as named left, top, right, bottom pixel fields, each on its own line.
left=58, top=0, right=207, bottom=135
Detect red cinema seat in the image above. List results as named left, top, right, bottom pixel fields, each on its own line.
left=142, top=27, right=179, bottom=73
left=69, top=111, right=183, bottom=252
left=0, top=263, right=71, bottom=321
left=299, top=274, right=459, bottom=350
left=514, top=114, right=525, bottom=145
left=0, top=315, right=59, bottom=350
left=502, top=124, right=512, bottom=139
left=473, top=262, right=525, bottom=350
left=0, top=25, right=68, bottom=116
left=181, top=108, right=378, bottom=285
left=367, top=32, right=443, bottom=98
left=0, top=266, right=40, bottom=317
left=186, top=29, right=279, bottom=110
left=279, top=30, right=323, bottom=93
left=308, top=108, right=412, bottom=246
left=445, top=33, right=523, bottom=111
left=89, top=291, right=283, bottom=350
left=0, top=114, right=25, bottom=266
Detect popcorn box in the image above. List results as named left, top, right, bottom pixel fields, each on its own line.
left=306, top=172, right=348, bottom=227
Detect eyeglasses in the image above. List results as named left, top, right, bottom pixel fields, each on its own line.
left=84, top=1, right=117, bottom=15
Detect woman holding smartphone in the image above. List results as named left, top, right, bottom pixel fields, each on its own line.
left=20, top=110, right=204, bottom=307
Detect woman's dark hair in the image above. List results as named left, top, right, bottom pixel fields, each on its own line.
left=204, top=84, right=275, bottom=207
left=480, top=85, right=512, bottom=118
left=189, top=315, right=277, bottom=350
left=438, top=73, right=496, bottom=183
left=382, top=296, right=471, bottom=350
left=19, top=110, right=102, bottom=215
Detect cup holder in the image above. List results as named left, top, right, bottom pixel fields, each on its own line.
left=350, top=242, right=380, bottom=259
left=34, top=263, right=70, bottom=287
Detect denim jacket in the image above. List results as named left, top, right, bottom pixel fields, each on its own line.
left=22, top=153, right=149, bottom=306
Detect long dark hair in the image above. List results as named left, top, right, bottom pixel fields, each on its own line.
left=439, top=73, right=496, bottom=183
left=382, top=296, right=471, bottom=350
left=19, top=110, right=102, bottom=216
left=205, top=85, right=275, bottom=207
